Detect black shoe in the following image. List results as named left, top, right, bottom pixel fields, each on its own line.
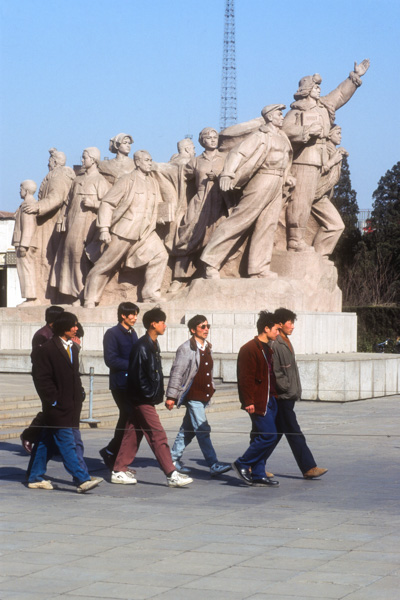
left=252, top=477, right=280, bottom=487
left=232, top=461, right=253, bottom=485
left=99, top=447, right=114, bottom=470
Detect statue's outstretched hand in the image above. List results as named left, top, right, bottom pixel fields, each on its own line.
left=354, top=59, right=370, bottom=76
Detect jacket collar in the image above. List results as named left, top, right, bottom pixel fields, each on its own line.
left=52, top=336, right=74, bottom=367
left=117, top=322, right=133, bottom=335
left=253, top=335, right=273, bottom=357
left=143, top=332, right=160, bottom=353
left=190, top=336, right=212, bottom=351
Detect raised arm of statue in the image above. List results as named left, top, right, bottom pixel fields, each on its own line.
left=322, top=58, right=370, bottom=112
left=354, top=59, right=370, bottom=77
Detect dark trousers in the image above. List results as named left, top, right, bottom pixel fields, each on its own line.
left=274, top=399, right=316, bottom=474
left=113, top=404, right=175, bottom=476
left=106, top=389, right=132, bottom=456
left=238, top=396, right=278, bottom=479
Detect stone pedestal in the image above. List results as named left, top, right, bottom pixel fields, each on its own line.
left=170, top=250, right=341, bottom=313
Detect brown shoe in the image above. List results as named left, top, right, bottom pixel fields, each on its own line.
left=304, top=467, right=328, bottom=479
left=266, top=471, right=274, bottom=478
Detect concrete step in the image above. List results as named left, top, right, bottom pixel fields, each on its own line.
left=0, top=385, right=240, bottom=440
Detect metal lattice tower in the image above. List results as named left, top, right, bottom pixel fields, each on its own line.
left=220, top=0, right=237, bottom=130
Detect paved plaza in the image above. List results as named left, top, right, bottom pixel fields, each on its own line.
left=1, top=394, right=399, bottom=599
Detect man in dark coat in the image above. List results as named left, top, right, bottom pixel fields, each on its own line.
left=27, top=312, right=101, bottom=493
left=269, top=307, right=328, bottom=479
left=99, top=301, right=139, bottom=470
left=232, top=311, right=281, bottom=487
left=111, top=308, right=193, bottom=488
left=21, top=305, right=65, bottom=453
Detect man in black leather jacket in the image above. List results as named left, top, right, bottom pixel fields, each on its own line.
left=111, top=307, right=193, bottom=488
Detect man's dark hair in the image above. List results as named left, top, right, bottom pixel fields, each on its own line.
left=142, top=307, right=166, bottom=330
left=45, top=305, right=64, bottom=325
left=274, top=307, right=297, bottom=324
left=76, top=322, right=84, bottom=338
left=117, top=301, right=140, bottom=322
left=52, top=312, right=78, bottom=336
left=187, top=314, right=208, bottom=333
left=256, top=310, right=280, bottom=334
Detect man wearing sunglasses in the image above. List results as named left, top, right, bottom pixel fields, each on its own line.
left=165, top=314, right=231, bottom=476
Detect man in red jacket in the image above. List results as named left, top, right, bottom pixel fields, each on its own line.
left=232, top=311, right=281, bottom=487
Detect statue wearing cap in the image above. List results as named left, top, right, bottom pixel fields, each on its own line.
left=201, top=104, right=294, bottom=279
left=99, top=133, right=135, bottom=185
left=282, top=59, right=370, bottom=252
left=51, top=147, right=110, bottom=303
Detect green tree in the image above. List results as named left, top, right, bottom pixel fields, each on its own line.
left=330, top=155, right=362, bottom=278
left=371, top=161, right=400, bottom=271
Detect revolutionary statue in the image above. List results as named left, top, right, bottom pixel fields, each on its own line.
left=13, top=58, right=370, bottom=307
left=51, top=147, right=110, bottom=304
left=83, top=150, right=168, bottom=307
left=13, top=180, right=39, bottom=305
left=201, top=104, right=294, bottom=279
left=282, top=59, right=370, bottom=252
left=169, top=127, right=230, bottom=289
left=21, top=148, right=75, bottom=303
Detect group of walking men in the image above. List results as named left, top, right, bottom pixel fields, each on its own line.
left=24, top=302, right=327, bottom=492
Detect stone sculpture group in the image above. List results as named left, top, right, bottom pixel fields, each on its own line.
left=13, top=60, right=370, bottom=306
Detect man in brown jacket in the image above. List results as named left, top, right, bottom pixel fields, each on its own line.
left=232, top=311, right=281, bottom=487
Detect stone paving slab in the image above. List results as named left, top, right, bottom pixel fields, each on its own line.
left=0, top=395, right=399, bottom=599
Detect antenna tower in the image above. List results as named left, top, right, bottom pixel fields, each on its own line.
left=220, top=0, right=237, bottom=130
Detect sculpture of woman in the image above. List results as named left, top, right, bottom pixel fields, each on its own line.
left=170, top=127, right=229, bottom=285
left=51, top=147, right=110, bottom=303
left=98, top=133, right=135, bottom=184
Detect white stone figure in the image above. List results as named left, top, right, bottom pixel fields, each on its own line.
left=51, top=147, right=110, bottom=304
left=201, top=104, right=294, bottom=279
left=152, top=138, right=197, bottom=258
left=22, top=148, right=75, bottom=303
left=169, top=127, right=230, bottom=287
left=99, top=133, right=135, bottom=184
left=169, top=138, right=196, bottom=164
left=83, top=150, right=168, bottom=307
left=12, top=180, right=39, bottom=305
left=282, top=59, right=370, bottom=252
left=309, top=125, right=347, bottom=257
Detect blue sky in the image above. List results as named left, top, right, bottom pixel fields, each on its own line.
left=1, top=0, right=399, bottom=213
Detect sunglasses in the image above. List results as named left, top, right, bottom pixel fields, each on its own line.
left=199, top=324, right=211, bottom=330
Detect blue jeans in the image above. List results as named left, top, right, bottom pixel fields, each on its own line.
left=27, top=429, right=87, bottom=478
left=171, top=400, right=218, bottom=467
left=28, top=428, right=90, bottom=485
left=237, top=396, right=278, bottom=479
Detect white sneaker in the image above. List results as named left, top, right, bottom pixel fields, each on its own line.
left=111, top=470, right=137, bottom=485
left=173, top=460, right=192, bottom=474
left=167, top=470, right=193, bottom=487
